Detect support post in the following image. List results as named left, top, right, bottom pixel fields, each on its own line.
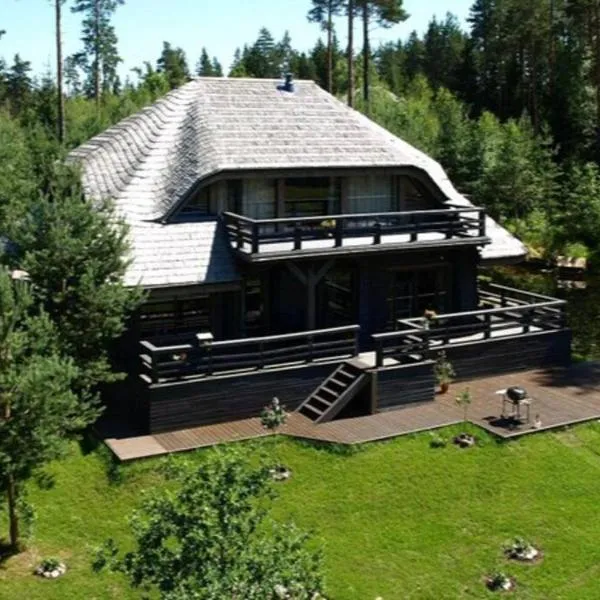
left=478, top=210, right=486, bottom=237
left=251, top=222, right=259, bottom=254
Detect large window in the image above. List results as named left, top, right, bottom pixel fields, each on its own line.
left=139, top=296, right=211, bottom=337
left=347, top=175, right=394, bottom=213
left=284, top=177, right=340, bottom=217
left=181, top=186, right=212, bottom=216
left=244, top=179, right=276, bottom=219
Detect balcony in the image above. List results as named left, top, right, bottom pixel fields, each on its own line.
left=222, top=207, right=488, bottom=262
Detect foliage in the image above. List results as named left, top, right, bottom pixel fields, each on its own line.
left=434, top=351, right=455, bottom=386
left=0, top=267, right=98, bottom=548
left=261, top=397, right=288, bottom=432
left=455, top=388, right=472, bottom=422
left=40, top=557, right=63, bottom=571
left=156, top=41, right=190, bottom=90
left=429, top=433, right=447, bottom=448
left=94, top=449, right=324, bottom=600
left=10, top=166, right=144, bottom=395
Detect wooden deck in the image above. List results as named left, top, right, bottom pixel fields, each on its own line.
left=103, top=362, right=600, bottom=461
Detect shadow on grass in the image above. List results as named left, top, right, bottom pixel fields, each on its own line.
left=78, top=429, right=102, bottom=455
left=0, top=541, right=19, bottom=567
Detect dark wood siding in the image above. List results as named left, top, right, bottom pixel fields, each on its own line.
left=146, top=362, right=337, bottom=433
left=444, top=330, right=572, bottom=381
left=375, top=361, right=436, bottom=411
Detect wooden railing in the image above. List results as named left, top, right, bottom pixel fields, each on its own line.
left=372, top=284, right=567, bottom=368
left=140, top=325, right=361, bottom=383
left=222, top=207, right=487, bottom=256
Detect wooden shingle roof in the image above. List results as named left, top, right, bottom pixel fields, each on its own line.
left=68, top=77, right=526, bottom=288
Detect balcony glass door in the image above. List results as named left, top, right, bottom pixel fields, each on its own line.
left=386, top=267, right=450, bottom=329
left=284, top=177, right=340, bottom=218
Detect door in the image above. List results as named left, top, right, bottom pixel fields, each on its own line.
left=386, top=267, right=450, bottom=329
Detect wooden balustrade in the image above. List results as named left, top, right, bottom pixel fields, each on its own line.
left=140, top=325, right=360, bottom=383
left=222, top=207, right=487, bottom=257
left=372, top=285, right=567, bottom=368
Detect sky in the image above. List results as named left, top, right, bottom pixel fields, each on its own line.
left=1, top=0, right=473, bottom=79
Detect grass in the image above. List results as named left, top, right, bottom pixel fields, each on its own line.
left=3, top=423, right=600, bottom=598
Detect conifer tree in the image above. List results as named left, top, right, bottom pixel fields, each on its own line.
left=156, top=41, right=190, bottom=89
left=71, top=0, right=125, bottom=104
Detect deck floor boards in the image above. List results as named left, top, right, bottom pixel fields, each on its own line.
left=103, top=362, right=600, bottom=461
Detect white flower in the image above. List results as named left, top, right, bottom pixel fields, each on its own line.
left=274, top=584, right=288, bottom=599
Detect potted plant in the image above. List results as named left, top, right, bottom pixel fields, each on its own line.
left=504, top=537, right=541, bottom=562
left=434, top=351, right=455, bottom=394
left=486, top=571, right=515, bottom=592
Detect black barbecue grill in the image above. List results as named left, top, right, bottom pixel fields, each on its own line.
left=501, top=386, right=531, bottom=423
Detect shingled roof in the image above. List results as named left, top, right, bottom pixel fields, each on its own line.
left=68, top=77, right=526, bottom=288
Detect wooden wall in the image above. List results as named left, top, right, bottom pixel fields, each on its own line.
left=443, top=329, right=572, bottom=381
left=146, top=362, right=337, bottom=433
left=375, top=361, right=436, bottom=411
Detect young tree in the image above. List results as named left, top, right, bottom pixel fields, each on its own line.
left=6, top=54, right=33, bottom=116
left=10, top=166, right=144, bottom=398
left=71, top=0, right=125, bottom=104
left=0, top=268, right=98, bottom=550
left=94, top=449, right=324, bottom=599
left=156, top=41, right=190, bottom=89
left=307, top=0, right=344, bottom=92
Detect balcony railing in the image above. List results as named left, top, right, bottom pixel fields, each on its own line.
left=223, top=207, right=487, bottom=258
left=372, top=283, right=567, bottom=367
left=140, top=325, right=360, bottom=384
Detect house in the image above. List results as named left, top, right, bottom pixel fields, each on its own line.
left=68, top=77, right=571, bottom=434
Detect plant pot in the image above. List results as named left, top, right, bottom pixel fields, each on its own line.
left=440, top=382, right=450, bottom=394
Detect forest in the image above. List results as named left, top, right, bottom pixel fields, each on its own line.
left=2, top=0, right=600, bottom=264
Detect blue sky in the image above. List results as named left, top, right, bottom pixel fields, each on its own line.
left=2, top=0, right=473, bottom=78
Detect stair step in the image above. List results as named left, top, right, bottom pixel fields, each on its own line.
left=312, top=393, right=333, bottom=407
left=321, top=385, right=341, bottom=397
left=337, top=368, right=356, bottom=380
left=329, top=377, right=350, bottom=388
left=300, top=404, right=324, bottom=416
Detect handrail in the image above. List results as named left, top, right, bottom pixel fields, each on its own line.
left=223, top=207, right=485, bottom=226
left=223, top=206, right=488, bottom=256
left=140, top=324, right=361, bottom=383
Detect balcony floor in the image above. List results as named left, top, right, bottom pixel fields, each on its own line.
left=101, top=362, right=600, bottom=461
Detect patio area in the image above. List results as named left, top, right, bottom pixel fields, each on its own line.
left=102, top=361, right=600, bottom=461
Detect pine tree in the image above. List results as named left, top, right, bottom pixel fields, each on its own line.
left=358, top=0, right=408, bottom=109
left=6, top=54, right=32, bottom=116
left=307, top=0, right=344, bottom=92
left=156, top=41, right=190, bottom=89
left=211, top=56, right=223, bottom=76
left=196, top=47, right=214, bottom=76
left=54, top=0, right=66, bottom=143
left=71, top=0, right=125, bottom=104
left=0, top=267, right=99, bottom=550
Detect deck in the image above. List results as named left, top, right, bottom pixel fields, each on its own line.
left=103, top=362, right=600, bottom=461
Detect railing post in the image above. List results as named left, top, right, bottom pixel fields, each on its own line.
left=294, top=221, right=302, bottom=250
left=484, top=312, right=491, bottom=339
left=374, top=219, right=382, bottom=244
left=410, top=213, right=418, bottom=242
left=259, top=340, right=265, bottom=369
left=445, top=214, right=454, bottom=239
left=560, top=304, right=568, bottom=328
left=149, top=350, right=159, bottom=383
left=478, top=210, right=486, bottom=237
left=353, top=328, right=360, bottom=357
left=334, top=218, right=343, bottom=248
left=206, top=344, right=213, bottom=376
left=522, top=309, right=533, bottom=334
left=236, top=220, right=243, bottom=250
left=375, top=340, right=383, bottom=368
left=251, top=222, right=259, bottom=254
left=308, top=334, right=314, bottom=362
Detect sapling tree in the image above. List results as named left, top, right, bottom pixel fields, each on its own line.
left=455, top=387, right=472, bottom=423
left=0, top=267, right=98, bottom=550
left=94, top=449, right=324, bottom=599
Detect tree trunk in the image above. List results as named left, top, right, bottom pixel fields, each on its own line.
left=55, top=0, right=65, bottom=144
left=347, top=0, right=354, bottom=107
left=327, top=2, right=333, bottom=93
left=94, top=0, right=100, bottom=105
left=362, top=1, right=370, bottom=111
left=6, top=474, right=19, bottom=550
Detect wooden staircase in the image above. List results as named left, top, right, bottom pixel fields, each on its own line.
left=297, top=359, right=370, bottom=423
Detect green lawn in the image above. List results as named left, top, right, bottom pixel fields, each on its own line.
left=3, top=423, right=600, bottom=599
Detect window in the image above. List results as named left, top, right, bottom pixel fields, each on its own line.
left=227, top=180, right=242, bottom=214
left=244, top=179, right=276, bottom=219
left=401, top=177, right=437, bottom=211
left=347, top=176, right=393, bottom=213
left=139, top=297, right=211, bottom=337
left=181, top=186, right=211, bottom=215
left=284, top=177, right=340, bottom=217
